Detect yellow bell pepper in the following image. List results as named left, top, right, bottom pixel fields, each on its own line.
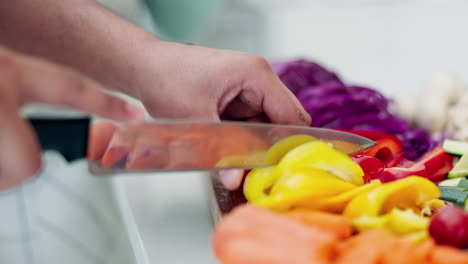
left=402, top=231, right=430, bottom=244
left=420, top=199, right=449, bottom=217
left=352, top=215, right=388, bottom=232
left=301, top=180, right=381, bottom=213
left=343, top=176, right=439, bottom=243
left=277, top=141, right=364, bottom=185
left=245, top=167, right=356, bottom=211
left=264, top=135, right=317, bottom=164
left=243, top=167, right=277, bottom=202
left=344, top=176, right=441, bottom=219
left=216, top=134, right=316, bottom=168
left=352, top=208, right=430, bottom=243
left=385, top=208, right=430, bottom=236
left=244, top=136, right=367, bottom=211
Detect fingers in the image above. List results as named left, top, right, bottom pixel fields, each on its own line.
left=0, top=104, right=41, bottom=190
left=9, top=49, right=146, bottom=122
left=216, top=169, right=245, bottom=191
left=262, top=77, right=312, bottom=126
left=252, top=56, right=311, bottom=126
left=219, top=55, right=311, bottom=126
left=221, top=91, right=262, bottom=121
left=0, top=46, right=146, bottom=190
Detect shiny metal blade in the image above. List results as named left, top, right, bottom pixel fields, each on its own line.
left=88, top=120, right=375, bottom=175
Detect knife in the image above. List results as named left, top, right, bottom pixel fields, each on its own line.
left=29, top=117, right=375, bottom=175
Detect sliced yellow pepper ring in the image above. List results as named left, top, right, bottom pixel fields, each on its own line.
left=420, top=199, right=448, bottom=217
left=385, top=208, right=429, bottom=236
left=344, top=176, right=441, bottom=219
left=352, top=215, right=388, bottom=232
left=252, top=167, right=356, bottom=211
left=352, top=208, right=430, bottom=243
left=299, top=180, right=382, bottom=213
left=401, top=231, right=429, bottom=244
left=277, top=141, right=364, bottom=186
left=264, top=135, right=317, bottom=164
left=243, top=167, right=277, bottom=202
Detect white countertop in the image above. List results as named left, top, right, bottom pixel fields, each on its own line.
left=119, top=173, right=218, bottom=264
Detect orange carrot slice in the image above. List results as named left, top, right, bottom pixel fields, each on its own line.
left=284, top=209, right=353, bottom=239
left=381, top=239, right=416, bottom=264
left=212, top=204, right=336, bottom=264
left=408, top=239, right=435, bottom=263
left=429, top=246, right=468, bottom=264
left=335, top=229, right=396, bottom=264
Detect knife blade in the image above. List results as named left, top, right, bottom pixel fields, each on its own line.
left=28, top=117, right=375, bottom=175
left=86, top=119, right=375, bottom=175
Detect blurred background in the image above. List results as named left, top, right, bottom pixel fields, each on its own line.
left=100, top=0, right=468, bottom=98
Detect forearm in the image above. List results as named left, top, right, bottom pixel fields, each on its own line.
left=0, top=0, right=159, bottom=97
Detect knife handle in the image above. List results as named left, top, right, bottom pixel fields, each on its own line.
left=28, top=117, right=90, bottom=162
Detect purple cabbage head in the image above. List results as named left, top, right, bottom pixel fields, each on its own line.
left=271, top=59, right=437, bottom=160
left=271, top=59, right=341, bottom=95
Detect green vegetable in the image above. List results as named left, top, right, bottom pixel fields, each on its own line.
left=439, top=178, right=462, bottom=187
left=457, top=178, right=468, bottom=189
left=438, top=186, right=468, bottom=207
left=443, top=139, right=468, bottom=156
left=457, top=193, right=468, bottom=208
left=448, top=154, right=468, bottom=179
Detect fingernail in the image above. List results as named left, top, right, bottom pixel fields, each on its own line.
left=217, top=169, right=244, bottom=191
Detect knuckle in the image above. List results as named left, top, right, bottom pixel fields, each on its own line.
left=250, top=55, right=271, bottom=71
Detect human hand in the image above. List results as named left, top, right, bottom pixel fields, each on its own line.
left=1, top=0, right=308, bottom=191
left=129, top=41, right=311, bottom=124
left=125, top=42, right=311, bottom=190
left=0, top=46, right=145, bottom=190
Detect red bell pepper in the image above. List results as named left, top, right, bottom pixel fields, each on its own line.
left=380, top=146, right=453, bottom=183
left=384, top=155, right=416, bottom=168
left=430, top=161, right=453, bottom=183
left=342, top=130, right=452, bottom=183
left=336, top=130, right=401, bottom=142
left=351, top=155, right=385, bottom=183
left=359, top=138, right=403, bottom=162
left=417, top=146, right=454, bottom=177
left=380, top=163, right=427, bottom=183
left=338, top=130, right=403, bottom=162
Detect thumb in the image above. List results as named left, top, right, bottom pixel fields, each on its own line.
left=262, top=76, right=312, bottom=126
left=0, top=104, right=41, bottom=190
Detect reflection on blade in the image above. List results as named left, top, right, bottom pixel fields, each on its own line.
left=88, top=120, right=375, bottom=175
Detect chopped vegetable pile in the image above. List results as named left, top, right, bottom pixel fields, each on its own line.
left=212, top=134, right=468, bottom=263
left=213, top=205, right=468, bottom=264
left=211, top=59, right=468, bottom=263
